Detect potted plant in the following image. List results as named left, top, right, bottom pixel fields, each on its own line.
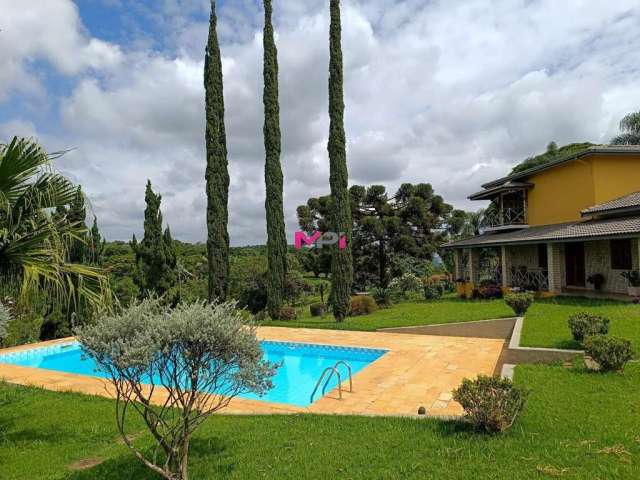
left=587, top=273, right=606, bottom=291
left=621, top=271, right=640, bottom=297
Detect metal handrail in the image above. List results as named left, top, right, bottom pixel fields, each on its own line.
left=310, top=367, right=342, bottom=403
left=325, top=361, right=352, bottom=394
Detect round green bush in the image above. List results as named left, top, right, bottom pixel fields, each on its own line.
left=350, top=295, right=378, bottom=316
left=504, top=292, right=534, bottom=316
left=584, top=335, right=634, bottom=372
left=568, top=312, right=610, bottom=342
left=279, top=306, right=298, bottom=321
left=309, top=303, right=326, bottom=317
left=452, top=375, right=529, bottom=433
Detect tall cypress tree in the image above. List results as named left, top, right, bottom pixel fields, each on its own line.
left=327, top=0, right=353, bottom=322
left=204, top=0, right=230, bottom=302
left=88, top=216, right=105, bottom=265
left=132, top=181, right=176, bottom=296
left=263, top=0, right=288, bottom=319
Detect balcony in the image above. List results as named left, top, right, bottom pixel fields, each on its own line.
left=480, top=206, right=528, bottom=231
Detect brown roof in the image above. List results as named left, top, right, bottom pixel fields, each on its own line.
left=581, top=191, right=640, bottom=216
left=444, top=215, right=640, bottom=248
left=481, top=146, right=640, bottom=189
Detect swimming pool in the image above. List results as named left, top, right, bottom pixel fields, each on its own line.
left=0, top=341, right=387, bottom=407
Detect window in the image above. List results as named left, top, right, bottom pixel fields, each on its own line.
left=538, top=244, right=548, bottom=269
left=611, top=239, right=632, bottom=270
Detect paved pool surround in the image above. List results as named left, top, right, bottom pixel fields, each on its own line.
left=0, top=327, right=503, bottom=417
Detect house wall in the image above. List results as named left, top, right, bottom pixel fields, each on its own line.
left=584, top=238, right=640, bottom=294
left=592, top=155, right=640, bottom=204
left=526, top=159, right=595, bottom=226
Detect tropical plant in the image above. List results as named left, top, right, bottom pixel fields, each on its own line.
left=0, top=137, right=110, bottom=309
left=0, top=301, right=11, bottom=342
left=76, top=299, right=276, bottom=480
left=205, top=0, right=230, bottom=302
left=611, top=111, right=640, bottom=145
left=389, top=273, right=422, bottom=300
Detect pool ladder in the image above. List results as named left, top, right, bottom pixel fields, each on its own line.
left=309, top=361, right=352, bottom=403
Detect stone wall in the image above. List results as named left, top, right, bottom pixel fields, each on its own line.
left=585, top=238, right=640, bottom=294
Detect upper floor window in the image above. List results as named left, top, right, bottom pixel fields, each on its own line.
left=611, top=239, right=632, bottom=270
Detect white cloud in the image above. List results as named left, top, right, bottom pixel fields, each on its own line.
left=0, top=0, right=122, bottom=100
left=2, top=0, right=640, bottom=244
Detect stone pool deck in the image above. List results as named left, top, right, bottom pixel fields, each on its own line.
left=0, top=327, right=503, bottom=417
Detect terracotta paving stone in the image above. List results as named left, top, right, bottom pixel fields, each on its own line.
left=0, top=328, right=503, bottom=418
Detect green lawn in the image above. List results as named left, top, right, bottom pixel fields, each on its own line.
left=1, top=363, right=639, bottom=479
left=521, top=297, right=640, bottom=350
left=263, top=297, right=513, bottom=331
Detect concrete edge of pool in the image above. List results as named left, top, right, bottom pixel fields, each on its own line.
left=0, top=327, right=504, bottom=417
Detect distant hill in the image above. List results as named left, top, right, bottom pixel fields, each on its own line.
left=511, top=141, right=597, bottom=174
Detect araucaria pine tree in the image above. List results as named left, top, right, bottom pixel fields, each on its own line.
left=263, top=0, right=288, bottom=319
left=327, top=0, right=353, bottom=322
left=131, top=181, right=176, bottom=296
left=205, top=0, right=230, bottom=302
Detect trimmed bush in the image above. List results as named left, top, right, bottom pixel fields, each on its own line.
left=568, top=312, right=610, bottom=342
left=423, top=282, right=444, bottom=300
left=453, top=375, right=529, bottom=433
left=504, top=292, right=534, bottom=316
left=478, top=283, right=503, bottom=299
left=584, top=335, right=634, bottom=372
left=279, top=306, right=298, bottom=321
left=350, top=296, right=378, bottom=316
left=389, top=273, right=423, bottom=300
left=309, top=303, right=326, bottom=317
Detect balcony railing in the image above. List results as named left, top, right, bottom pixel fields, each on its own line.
left=511, top=269, right=549, bottom=291
left=481, top=207, right=527, bottom=230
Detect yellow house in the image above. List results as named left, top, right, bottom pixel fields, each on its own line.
left=445, top=146, right=640, bottom=298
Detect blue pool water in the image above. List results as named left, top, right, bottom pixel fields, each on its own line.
left=0, top=341, right=387, bottom=407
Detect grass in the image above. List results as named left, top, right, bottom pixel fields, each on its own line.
left=262, top=296, right=513, bottom=331
left=1, top=363, right=639, bottom=479
left=520, top=297, right=640, bottom=350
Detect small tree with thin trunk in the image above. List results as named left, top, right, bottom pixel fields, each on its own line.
left=76, top=299, right=276, bottom=480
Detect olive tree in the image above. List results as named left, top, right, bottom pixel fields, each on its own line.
left=76, top=299, right=277, bottom=480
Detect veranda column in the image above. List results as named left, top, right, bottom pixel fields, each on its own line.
left=547, top=242, right=562, bottom=294
left=501, top=246, right=511, bottom=289
left=453, top=249, right=462, bottom=279
left=468, top=248, right=480, bottom=286
left=636, top=238, right=640, bottom=270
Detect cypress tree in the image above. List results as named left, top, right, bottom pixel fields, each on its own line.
left=204, top=0, right=230, bottom=302
left=327, top=0, right=353, bottom=322
left=263, top=0, right=288, bottom=319
left=68, top=186, right=87, bottom=263
left=89, top=216, right=105, bottom=265
left=133, top=181, right=176, bottom=296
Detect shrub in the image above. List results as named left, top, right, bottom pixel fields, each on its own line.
left=504, top=292, right=534, bottom=316
left=372, top=287, right=393, bottom=308
left=350, top=296, right=378, bottom=316
left=309, top=303, right=326, bottom=317
left=423, top=282, right=444, bottom=300
left=0, top=301, right=11, bottom=343
left=76, top=299, right=276, bottom=480
left=478, top=281, right=503, bottom=299
left=279, top=306, right=298, bottom=320
left=389, top=273, right=422, bottom=300
left=584, top=335, right=634, bottom=372
left=568, top=312, right=610, bottom=342
left=621, top=270, right=640, bottom=287
left=453, top=375, right=529, bottom=433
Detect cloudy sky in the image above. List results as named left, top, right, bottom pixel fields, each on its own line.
left=2, top=0, right=640, bottom=245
